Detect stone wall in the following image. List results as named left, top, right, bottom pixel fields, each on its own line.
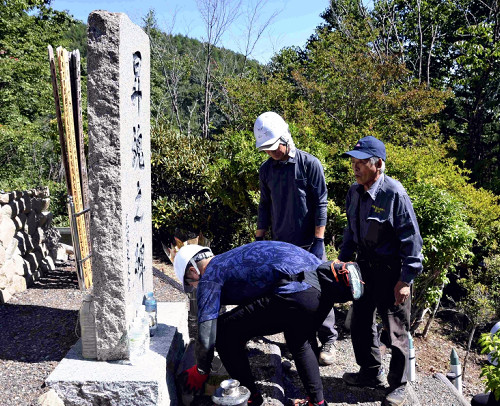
left=0, top=187, right=57, bottom=304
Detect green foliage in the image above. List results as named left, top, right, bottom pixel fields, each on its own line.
left=0, top=1, right=87, bottom=225
left=151, top=125, right=216, bottom=236
left=0, top=1, right=78, bottom=125
left=457, top=276, right=496, bottom=332
left=207, top=130, right=262, bottom=215
left=483, top=254, right=500, bottom=316
left=144, top=9, right=262, bottom=137
left=63, top=19, right=87, bottom=58
left=0, top=123, right=61, bottom=188
left=409, top=181, right=475, bottom=312
left=479, top=330, right=500, bottom=401
left=321, top=0, right=500, bottom=194
left=151, top=125, right=264, bottom=251
left=386, top=142, right=500, bottom=257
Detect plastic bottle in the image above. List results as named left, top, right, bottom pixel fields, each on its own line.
left=138, top=305, right=150, bottom=352
left=144, top=292, right=158, bottom=337
left=129, top=319, right=145, bottom=364
left=407, top=332, right=416, bottom=381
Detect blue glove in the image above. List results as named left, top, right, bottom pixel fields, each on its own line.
left=309, top=237, right=325, bottom=260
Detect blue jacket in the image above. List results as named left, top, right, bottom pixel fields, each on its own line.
left=196, top=241, right=322, bottom=323
left=257, top=149, right=327, bottom=247
left=339, top=175, right=423, bottom=283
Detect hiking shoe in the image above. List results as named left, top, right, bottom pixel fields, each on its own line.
left=383, top=384, right=407, bottom=406
left=331, top=261, right=364, bottom=300
left=318, top=342, right=336, bottom=366
left=248, top=392, right=264, bottom=406
left=293, top=398, right=328, bottom=406
left=342, top=368, right=387, bottom=388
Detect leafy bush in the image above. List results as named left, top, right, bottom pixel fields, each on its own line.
left=387, top=142, right=500, bottom=258
left=479, top=329, right=500, bottom=401
left=151, top=125, right=216, bottom=241
left=483, top=254, right=500, bottom=317
left=408, top=182, right=475, bottom=323
left=0, top=124, right=61, bottom=188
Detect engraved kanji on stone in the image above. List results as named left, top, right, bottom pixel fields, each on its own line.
left=131, top=51, right=142, bottom=113
left=134, top=181, right=143, bottom=222
left=134, top=237, right=145, bottom=290
left=132, top=124, right=145, bottom=169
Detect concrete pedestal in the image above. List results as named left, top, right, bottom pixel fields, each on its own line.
left=46, top=302, right=188, bottom=405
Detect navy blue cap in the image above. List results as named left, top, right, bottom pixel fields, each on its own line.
left=343, top=136, right=386, bottom=161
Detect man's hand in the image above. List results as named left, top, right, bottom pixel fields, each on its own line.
left=182, top=365, right=208, bottom=392
left=394, top=281, right=411, bottom=305
left=309, top=237, right=325, bottom=260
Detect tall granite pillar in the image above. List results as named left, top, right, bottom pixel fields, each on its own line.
left=87, top=11, right=152, bottom=361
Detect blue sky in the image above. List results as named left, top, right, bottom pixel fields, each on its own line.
left=50, top=0, right=331, bottom=63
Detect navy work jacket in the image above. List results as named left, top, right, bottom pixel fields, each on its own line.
left=257, top=149, right=327, bottom=247
left=339, top=175, right=423, bottom=284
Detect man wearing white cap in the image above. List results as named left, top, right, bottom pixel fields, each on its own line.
left=174, top=241, right=365, bottom=406
left=253, top=111, right=338, bottom=365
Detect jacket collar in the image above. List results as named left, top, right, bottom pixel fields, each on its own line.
left=357, top=174, right=384, bottom=200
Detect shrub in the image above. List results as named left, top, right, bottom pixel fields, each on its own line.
left=478, top=329, right=500, bottom=401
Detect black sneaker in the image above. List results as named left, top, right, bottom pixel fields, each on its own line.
left=342, top=368, right=387, bottom=388
left=383, top=384, right=407, bottom=406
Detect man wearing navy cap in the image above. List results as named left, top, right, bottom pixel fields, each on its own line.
left=339, top=136, right=423, bottom=406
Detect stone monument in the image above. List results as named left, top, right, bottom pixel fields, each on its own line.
left=46, top=11, right=189, bottom=405
left=87, top=10, right=153, bottom=361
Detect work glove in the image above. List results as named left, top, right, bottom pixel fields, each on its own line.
left=309, top=237, right=325, bottom=260
left=182, top=365, right=208, bottom=392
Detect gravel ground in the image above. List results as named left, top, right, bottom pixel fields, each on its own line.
left=0, top=259, right=474, bottom=406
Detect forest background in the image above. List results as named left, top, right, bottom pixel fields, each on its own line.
left=1, top=0, right=500, bottom=369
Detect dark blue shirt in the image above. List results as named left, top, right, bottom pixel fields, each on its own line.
left=257, top=149, right=328, bottom=247
left=339, top=174, right=423, bottom=283
left=196, top=241, right=323, bottom=323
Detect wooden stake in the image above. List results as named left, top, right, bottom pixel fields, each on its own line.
left=57, top=46, right=93, bottom=290
left=69, top=49, right=91, bottom=251
left=47, top=45, right=71, bottom=190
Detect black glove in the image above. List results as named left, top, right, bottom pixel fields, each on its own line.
left=309, top=237, right=325, bottom=260
left=255, top=236, right=264, bottom=241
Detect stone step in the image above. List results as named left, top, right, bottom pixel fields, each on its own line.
left=46, top=302, right=189, bottom=406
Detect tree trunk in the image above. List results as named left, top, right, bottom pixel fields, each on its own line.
left=463, top=323, right=477, bottom=379
left=202, top=48, right=212, bottom=138
left=422, top=281, right=445, bottom=338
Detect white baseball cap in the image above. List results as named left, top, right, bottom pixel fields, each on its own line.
left=254, top=112, right=290, bottom=151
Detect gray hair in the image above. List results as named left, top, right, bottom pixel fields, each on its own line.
left=369, top=156, right=385, bottom=174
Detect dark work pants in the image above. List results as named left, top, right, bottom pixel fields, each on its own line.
left=216, top=288, right=332, bottom=403
left=350, top=260, right=410, bottom=388
left=471, top=393, right=500, bottom=406
left=317, top=308, right=338, bottom=345
left=309, top=247, right=338, bottom=346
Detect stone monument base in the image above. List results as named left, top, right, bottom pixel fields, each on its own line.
left=46, top=302, right=188, bottom=406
